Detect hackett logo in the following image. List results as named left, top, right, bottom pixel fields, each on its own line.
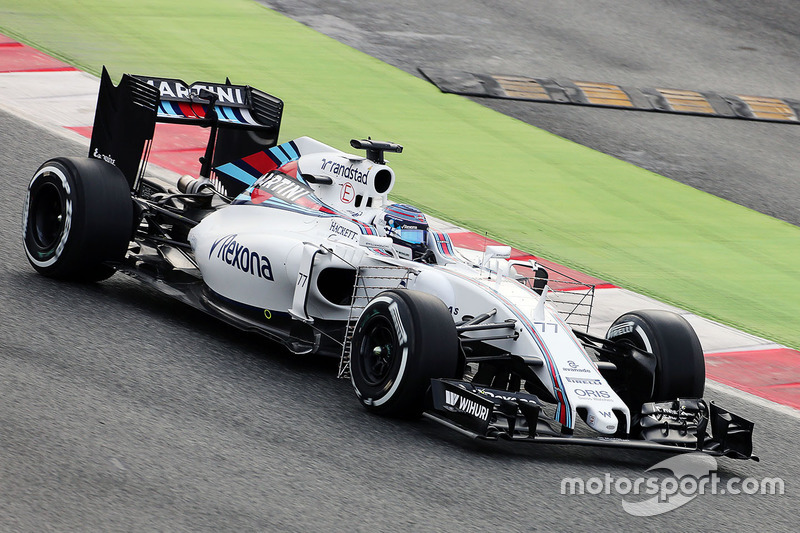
left=208, top=234, right=274, bottom=281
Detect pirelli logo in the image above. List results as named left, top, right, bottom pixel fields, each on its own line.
left=420, top=67, right=800, bottom=124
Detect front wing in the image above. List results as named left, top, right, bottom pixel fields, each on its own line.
left=426, top=379, right=758, bottom=460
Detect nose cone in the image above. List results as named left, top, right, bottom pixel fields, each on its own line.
left=583, top=407, right=619, bottom=434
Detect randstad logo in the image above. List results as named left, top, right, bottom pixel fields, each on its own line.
left=560, top=453, right=784, bottom=516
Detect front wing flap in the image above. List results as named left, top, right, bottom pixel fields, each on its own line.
left=426, top=379, right=758, bottom=460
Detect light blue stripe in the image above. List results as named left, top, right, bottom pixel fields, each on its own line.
left=270, top=146, right=290, bottom=165
left=228, top=106, right=246, bottom=123
left=281, top=141, right=299, bottom=160
left=217, top=106, right=235, bottom=121
left=215, top=163, right=258, bottom=186
left=218, top=106, right=244, bottom=123
left=159, top=100, right=180, bottom=117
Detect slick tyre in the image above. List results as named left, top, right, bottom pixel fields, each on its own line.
left=350, top=290, right=460, bottom=417
left=22, top=157, right=133, bottom=281
left=606, top=309, right=705, bottom=401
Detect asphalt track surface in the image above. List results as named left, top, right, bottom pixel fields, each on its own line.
left=1, top=3, right=798, bottom=533
left=263, top=0, right=800, bottom=227
left=1, top=108, right=798, bottom=533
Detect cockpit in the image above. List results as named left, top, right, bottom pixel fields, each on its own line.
left=376, top=203, right=432, bottom=261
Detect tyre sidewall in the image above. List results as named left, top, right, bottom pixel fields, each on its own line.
left=351, top=294, right=415, bottom=409
left=22, top=157, right=133, bottom=280
left=608, top=310, right=705, bottom=401
left=23, top=162, right=75, bottom=270
left=350, top=290, right=460, bottom=416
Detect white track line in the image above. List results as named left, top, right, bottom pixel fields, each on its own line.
left=706, top=380, right=800, bottom=419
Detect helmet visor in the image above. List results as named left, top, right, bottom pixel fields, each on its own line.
left=397, top=228, right=427, bottom=245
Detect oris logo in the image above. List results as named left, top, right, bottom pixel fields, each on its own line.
left=574, top=389, right=611, bottom=399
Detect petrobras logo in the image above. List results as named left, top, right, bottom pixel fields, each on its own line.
left=208, top=234, right=274, bottom=281
left=444, top=390, right=490, bottom=421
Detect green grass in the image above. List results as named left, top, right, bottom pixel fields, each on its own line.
left=2, top=0, right=799, bottom=348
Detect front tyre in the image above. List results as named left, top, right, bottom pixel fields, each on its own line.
left=22, top=157, right=133, bottom=281
left=350, top=290, right=460, bottom=417
left=606, top=309, right=705, bottom=403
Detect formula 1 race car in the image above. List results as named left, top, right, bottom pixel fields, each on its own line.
left=22, top=69, right=757, bottom=460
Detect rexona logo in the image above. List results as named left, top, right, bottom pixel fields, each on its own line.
left=444, top=390, right=490, bottom=421
left=208, top=234, right=273, bottom=281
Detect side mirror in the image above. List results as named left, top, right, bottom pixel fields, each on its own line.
left=482, top=245, right=512, bottom=269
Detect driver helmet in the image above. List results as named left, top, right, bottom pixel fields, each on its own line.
left=378, top=204, right=429, bottom=259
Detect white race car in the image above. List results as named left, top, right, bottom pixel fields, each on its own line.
left=22, top=70, right=756, bottom=459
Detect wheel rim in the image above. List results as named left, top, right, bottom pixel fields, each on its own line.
left=357, top=315, right=399, bottom=387
left=30, top=181, right=64, bottom=251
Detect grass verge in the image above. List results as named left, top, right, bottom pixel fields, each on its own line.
left=2, top=0, right=799, bottom=347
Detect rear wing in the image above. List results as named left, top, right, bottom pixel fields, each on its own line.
left=88, top=66, right=283, bottom=189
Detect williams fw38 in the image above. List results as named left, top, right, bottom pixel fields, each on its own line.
left=22, top=69, right=757, bottom=460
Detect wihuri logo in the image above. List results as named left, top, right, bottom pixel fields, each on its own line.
left=444, top=390, right=490, bottom=421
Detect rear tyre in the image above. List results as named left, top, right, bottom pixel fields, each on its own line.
left=350, top=289, right=460, bottom=417
left=606, top=309, right=705, bottom=403
left=22, top=157, right=133, bottom=281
